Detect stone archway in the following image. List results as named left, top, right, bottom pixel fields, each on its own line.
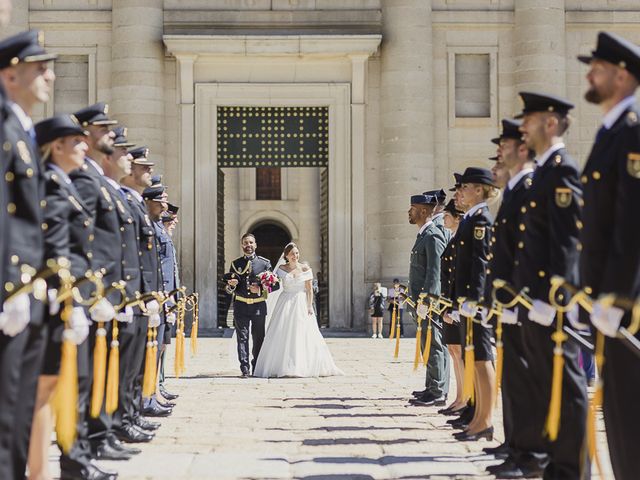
left=249, top=221, right=291, bottom=268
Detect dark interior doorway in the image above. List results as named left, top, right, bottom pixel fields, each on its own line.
left=251, top=223, right=291, bottom=267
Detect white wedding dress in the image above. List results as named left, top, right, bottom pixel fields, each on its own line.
left=253, top=267, right=343, bottom=378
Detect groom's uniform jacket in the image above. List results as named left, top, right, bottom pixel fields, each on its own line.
left=229, top=255, right=278, bottom=318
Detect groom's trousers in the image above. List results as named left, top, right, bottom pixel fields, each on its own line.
left=235, top=313, right=266, bottom=374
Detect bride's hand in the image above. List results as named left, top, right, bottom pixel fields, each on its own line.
left=307, top=308, right=314, bottom=316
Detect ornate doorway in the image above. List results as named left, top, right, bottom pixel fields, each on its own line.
left=250, top=222, right=291, bottom=267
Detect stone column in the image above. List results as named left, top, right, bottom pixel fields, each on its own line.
left=380, top=1, right=435, bottom=282
left=111, top=0, right=165, bottom=167
left=5, top=0, right=28, bottom=36
left=514, top=0, right=566, bottom=95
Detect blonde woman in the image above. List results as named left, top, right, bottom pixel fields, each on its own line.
left=368, top=283, right=386, bottom=338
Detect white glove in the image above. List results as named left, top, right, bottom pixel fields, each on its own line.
left=416, top=303, right=429, bottom=319
left=146, top=300, right=161, bottom=316
left=148, top=313, right=161, bottom=328
left=528, top=299, right=556, bottom=327
left=460, top=301, right=478, bottom=318
left=48, top=289, right=60, bottom=316
left=566, top=303, right=589, bottom=332
left=591, top=301, right=624, bottom=338
left=90, top=298, right=116, bottom=323
left=501, top=308, right=518, bottom=325
left=479, top=307, right=493, bottom=328
left=69, top=307, right=90, bottom=345
left=116, top=305, right=134, bottom=324
left=450, top=310, right=460, bottom=323
left=166, top=312, right=176, bottom=325
left=1, top=293, right=31, bottom=337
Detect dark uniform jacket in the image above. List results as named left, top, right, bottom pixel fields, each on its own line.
left=484, top=171, right=534, bottom=304
left=156, top=222, right=176, bottom=299
left=122, top=189, right=163, bottom=296
left=580, top=105, right=640, bottom=303
left=440, top=232, right=457, bottom=303
left=228, top=255, right=275, bottom=318
left=102, top=180, right=142, bottom=306
left=454, top=204, right=492, bottom=304
left=513, top=147, right=582, bottom=302
left=409, top=221, right=447, bottom=302
left=69, top=160, right=123, bottom=304
left=2, top=107, right=45, bottom=323
left=0, top=87, right=8, bottom=309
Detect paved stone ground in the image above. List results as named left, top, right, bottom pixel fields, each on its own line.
left=49, top=335, right=613, bottom=479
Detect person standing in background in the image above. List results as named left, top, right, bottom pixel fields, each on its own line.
left=368, top=283, right=385, bottom=338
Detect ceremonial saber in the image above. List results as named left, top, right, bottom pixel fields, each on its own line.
left=492, top=278, right=595, bottom=352
left=550, top=276, right=640, bottom=359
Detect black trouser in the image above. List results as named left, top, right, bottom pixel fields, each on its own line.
left=520, top=318, right=590, bottom=480
left=0, top=326, right=37, bottom=480
left=11, top=323, right=47, bottom=480
left=131, top=316, right=149, bottom=421
left=421, top=319, right=449, bottom=397
left=87, top=322, right=114, bottom=448
left=235, top=313, right=266, bottom=374
left=502, top=321, right=548, bottom=470
left=60, top=332, right=92, bottom=470
left=603, top=333, right=640, bottom=480
left=111, top=319, right=138, bottom=431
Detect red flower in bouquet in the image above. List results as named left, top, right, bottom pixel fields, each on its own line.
left=258, top=271, right=279, bottom=293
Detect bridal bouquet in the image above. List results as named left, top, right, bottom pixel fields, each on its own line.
left=258, top=271, right=279, bottom=293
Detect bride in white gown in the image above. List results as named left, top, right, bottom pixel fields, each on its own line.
left=254, top=243, right=343, bottom=378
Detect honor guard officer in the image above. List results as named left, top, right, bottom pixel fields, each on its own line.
left=407, top=192, right=448, bottom=408
left=121, top=147, right=169, bottom=421
left=483, top=119, right=548, bottom=478
left=453, top=167, right=497, bottom=442
left=226, top=233, right=278, bottom=377
left=578, top=32, right=640, bottom=480
left=0, top=30, right=56, bottom=480
left=513, top=92, right=589, bottom=480
left=142, top=177, right=173, bottom=411
left=100, top=126, right=151, bottom=455
left=31, top=115, right=115, bottom=480
left=68, top=102, right=129, bottom=466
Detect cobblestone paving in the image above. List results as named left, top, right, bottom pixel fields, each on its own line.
left=50, top=336, right=613, bottom=479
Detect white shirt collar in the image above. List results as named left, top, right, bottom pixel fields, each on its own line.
left=48, top=163, right=72, bottom=185
left=602, top=96, right=636, bottom=129
left=121, top=185, right=143, bottom=202
left=8, top=102, right=33, bottom=132
left=536, top=143, right=565, bottom=168
left=104, top=177, right=121, bottom=191
left=86, top=157, right=104, bottom=176
left=464, top=201, right=488, bottom=219
left=418, top=220, right=433, bottom=236
left=507, top=167, right=534, bottom=191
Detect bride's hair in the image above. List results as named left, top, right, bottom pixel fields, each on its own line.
left=283, top=242, right=298, bottom=262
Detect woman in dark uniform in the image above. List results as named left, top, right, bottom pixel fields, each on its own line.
left=452, top=167, right=498, bottom=442
left=27, top=115, right=93, bottom=479
left=440, top=197, right=465, bottom=415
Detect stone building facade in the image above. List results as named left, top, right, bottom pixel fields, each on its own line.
left=11, top=0, right=640, bottom=330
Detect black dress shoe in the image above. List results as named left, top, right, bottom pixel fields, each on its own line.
left=61, top=461, right=119, bottom=480
left=93, top=441, right=133, bottom=461
left=412, top=388, right=427, bottom=397
left=455, top=426, right=494, bottom=442
left=483, top=442, right=509, bottom=456
left=135, top=416, right=161, bottom=430
left=143, top=403, right=172, bottom=417
left=115, top=424, right=155, bottom=443
left=486, top=458, right=516, bottom=474
left=108, top=434, right=141, bottom=455
left=157, top=399, right=176, bottom=408
left=411, top=395, right=447, bottom=407
left=160, top=385, right=179, bottom=400
left=490, top=462, right=543, bottom=479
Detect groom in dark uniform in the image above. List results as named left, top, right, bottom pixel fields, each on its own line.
left=226, top=233, right=279, bottom=377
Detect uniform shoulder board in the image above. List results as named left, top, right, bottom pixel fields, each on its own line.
left=16, top=140, right=31, bottom=164
left=257, top=255, right=269, bottom=262
left=115, top=199, right=126, bottom=214
left=68, top=195, right=83, bottom=212
left=100, top=186, right=113, bottom=204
